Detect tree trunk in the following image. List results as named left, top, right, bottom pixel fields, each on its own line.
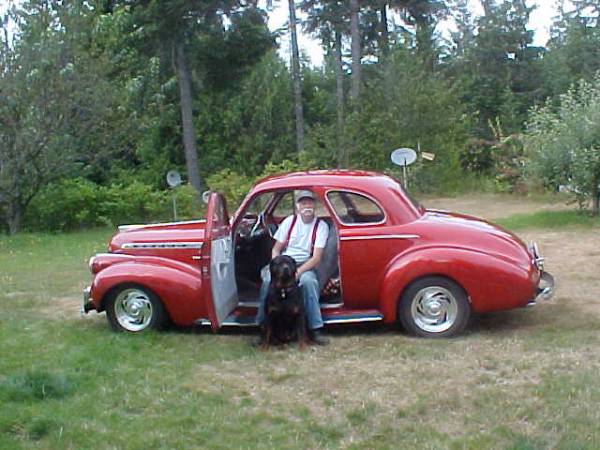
left=175, top=41, right=202, bottom=195
left=288, top=0, right=304, bottom=153
left=7, top=202, right=22, bottom=235
left=480, top=0, right=493, bottom=16
left=379, top=3, right=389, bottom=58
left=349, top=0, right=361, bottom=102
left=333, top=30, right=346, bottom=168
left=592, top=173, right=600, bottom=215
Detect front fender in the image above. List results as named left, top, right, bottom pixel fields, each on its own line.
left=91, top=261, right=205, bottom=327
left=379, top=247, right=537, bottom=323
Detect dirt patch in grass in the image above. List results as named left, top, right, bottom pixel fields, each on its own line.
left=423, top=193, right=570, bottom=220
left=38, top=296, right=93, bottom=321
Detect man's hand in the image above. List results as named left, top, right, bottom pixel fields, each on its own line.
left=296, top=247, right=324, bottom=279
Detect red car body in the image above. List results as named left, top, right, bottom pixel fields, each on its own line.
left=83, top=170, right=554, bottom=337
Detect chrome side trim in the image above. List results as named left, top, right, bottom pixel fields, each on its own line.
left=118, top=219, right=206, bottom=232
left=323, top=316, right=383, bottom=324
left=121, top=241, right=203, bottom=250
left=340, top=234, right=419, bottom=241
left=93, top=253, right=131, bottom=258
left=196, top=315, right=384, bottom=327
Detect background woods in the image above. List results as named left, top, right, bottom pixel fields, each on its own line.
left=1, top=0, right=600, bottom=233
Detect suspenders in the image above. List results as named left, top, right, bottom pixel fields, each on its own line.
left=283, top=215, right=321, bottom=257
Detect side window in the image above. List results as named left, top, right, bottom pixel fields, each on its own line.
left=327, top=191, right=385, bottom=224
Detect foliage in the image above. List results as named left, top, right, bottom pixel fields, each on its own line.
left=525, top=74, right=600, bottom=213
left=24, top=179, right=203, bottom=231
left=2, top=0, right=598, bottom=233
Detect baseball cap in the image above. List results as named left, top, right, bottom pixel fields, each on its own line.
left=295, top=190, right=316, bottom=202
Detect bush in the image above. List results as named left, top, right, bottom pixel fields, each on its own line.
left=24, top=179, right=102, bottom=231
left=24, top=178, right=205, bottom=231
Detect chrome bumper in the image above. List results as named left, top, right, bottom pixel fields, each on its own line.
left=526, top=271, right=555, bottom=307
left=81, top=286, right=94, bottom=315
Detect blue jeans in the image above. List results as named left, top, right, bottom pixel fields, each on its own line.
left=255, top=268, right=324, bottom=330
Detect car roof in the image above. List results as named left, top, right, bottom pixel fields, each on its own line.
left=254, top=169, right=400, bottom=191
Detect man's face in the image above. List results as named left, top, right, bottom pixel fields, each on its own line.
left=296, top=198, right=315, bottom=223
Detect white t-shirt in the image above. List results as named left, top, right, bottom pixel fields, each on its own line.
left=274, top=215, right=329, bottom=264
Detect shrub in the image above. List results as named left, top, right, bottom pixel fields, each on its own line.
left=24, top=178, right=205, bottom=231
left=24, top=179, right=101, bottom=231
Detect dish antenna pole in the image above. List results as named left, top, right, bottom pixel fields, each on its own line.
left=390, top=148, right=417, bottom=188
left=166, top=170, right=182, bottom=220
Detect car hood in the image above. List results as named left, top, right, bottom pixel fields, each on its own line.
left=419, top=209, right=532, bottom=266
left=108, top=219, right=207, bottom=253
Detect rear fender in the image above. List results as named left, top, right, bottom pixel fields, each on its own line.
left=379, top=247, right=536, bottom=323
left=91, top=262, right=205, bottom=327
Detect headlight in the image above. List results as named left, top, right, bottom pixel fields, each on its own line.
left=88, top=256, right=96, bottom=273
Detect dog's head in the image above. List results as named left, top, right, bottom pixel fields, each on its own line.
left=269, top=255, right=297, bottom=288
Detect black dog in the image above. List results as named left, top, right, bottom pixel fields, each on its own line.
left=262, top=255, right=307, bottom=350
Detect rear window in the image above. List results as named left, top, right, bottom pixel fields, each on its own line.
left=326, top=191, right=385, bottom=224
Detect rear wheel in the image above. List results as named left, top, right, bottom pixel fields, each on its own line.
left=399, top=276, right=470, bottom=338
left=106, top=285, right=166, bottom=333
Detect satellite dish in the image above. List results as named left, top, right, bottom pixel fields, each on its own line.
left=391, top=148, right=417, bottom=166
left=166, top=170, right=182, bottom=188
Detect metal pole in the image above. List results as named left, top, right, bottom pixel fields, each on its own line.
left=172, top=193, right=178, bottom=221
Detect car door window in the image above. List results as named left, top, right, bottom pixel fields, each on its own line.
left=327, top=191, right=385, bottom=224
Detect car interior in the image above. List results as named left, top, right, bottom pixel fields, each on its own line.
left=233, top=190, right=342, bottom=307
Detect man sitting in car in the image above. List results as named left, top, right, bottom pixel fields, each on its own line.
left=255, top=190, right=330, bottom=345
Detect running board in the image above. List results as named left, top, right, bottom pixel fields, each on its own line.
left=195, top=309, right=384, bottom=328
left=238, top=300, right=344, bottom=309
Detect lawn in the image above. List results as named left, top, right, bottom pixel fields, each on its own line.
left=1, top=202, right=600, bottom=449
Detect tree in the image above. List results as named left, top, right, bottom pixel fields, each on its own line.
left=542, top=0, right=600, bottom=97
left=458, top=0, right=544, bottom=138
left=525, top=75, right=600, bottom=214
left=302, top=0, right=349, bottom=166
left=123, top=0, right=243, bottom=195
left=349, top=0, right=361, bottom=102
left=288, top=0, right=305, bottom=152
left=0, top=1, right=126, bottom=233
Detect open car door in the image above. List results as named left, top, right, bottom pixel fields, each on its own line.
left=202, top=192, right=238, bottom=330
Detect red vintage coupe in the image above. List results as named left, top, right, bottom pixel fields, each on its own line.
left=82, top=170, right=554, bottom=337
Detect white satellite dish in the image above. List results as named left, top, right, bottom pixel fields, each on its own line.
left=166, top=170, right=182, bottom=188
left=391, top=148, right=417, bottom=166
left=391, top=147, right=418, bottom=189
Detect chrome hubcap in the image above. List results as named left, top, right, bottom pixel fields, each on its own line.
left=114, top=289, right=153, bottom=332
left=411, top=286, right=458, bottom=333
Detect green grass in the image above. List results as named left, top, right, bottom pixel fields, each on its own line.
left=1, top=220, right=600, bottom=449
left=497, top=209, right=600, bottom=230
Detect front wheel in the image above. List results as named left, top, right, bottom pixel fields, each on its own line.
left=399, top=276, right=470, bottom=338
left=105, top=285, right=166, bottom=333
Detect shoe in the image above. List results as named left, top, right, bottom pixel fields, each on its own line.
left=252, top=335, right=265, bottom=348
left=308, top=329, right=329, bottom=346
left=252, top=326, right=266, bottom=348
